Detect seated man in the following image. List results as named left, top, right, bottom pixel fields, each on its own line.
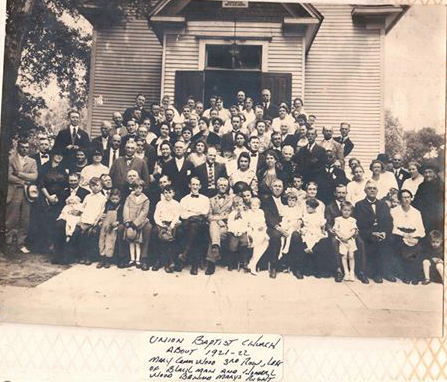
left=178, top=177, right=210, bottom=275
left=206, top=177, right=233, bottom=275
left=325, top=184, right=368, bottom=284
left=354, top=180, right=395, bottom=283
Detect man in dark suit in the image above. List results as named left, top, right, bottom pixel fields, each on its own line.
left=91, top=121, right=113, bottom=154
left=123, top=93, right=150, bottom=124
left=391, top=154, right=410, bottom=189
left=294, top=127, right=327, bottom=185
left=31, top=136, right=51, bottom=173
left=247, top=136, right=266, bottom=173
left=261, top=89, right=279, bottom=119
left=236, top=90, right=246, bottom=112
left=53, top=109, right=90, bottom=167
left=334, top=122, right=354, bottom=157
left=354, top=180, right=395, bottom=283
left=162, top=140, right=195, bottom=200
left=325, top=184, right=369, bottom=284
left=119, top=119, right=139, bottom=154
left=318, top=149, right=349, bottom=204
left=194, top=147, right=228, bottom=198
left=53, top=172, right=90, bottom=264
left=220, top=115, right=244, bottom=152
left=103, top=134, right=121, bottom=169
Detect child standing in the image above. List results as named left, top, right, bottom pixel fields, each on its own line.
left=279, top=191, right=303, bottom=255
left=154, top=186, right=182, bottom=273
left=73, top=177, right=107, bottom=265
left=333, top=201, right=358, bottom=281
left=123, top=179, right=150, bottom=268
left=246, top=197, right=269, bottom=273
left=98, top=188, right=123, bottom=269
left=422, top=230, right=444, bottom=285
left=227, top=196, right=250, bottom=272
left=57, top=195, right=84, bottom=242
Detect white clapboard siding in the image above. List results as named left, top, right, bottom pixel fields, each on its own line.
left=163, top=21, right=303, bottom=102
left=305, top=5, right=383, bottom=167
left=89, top=19, right=162, bottom=137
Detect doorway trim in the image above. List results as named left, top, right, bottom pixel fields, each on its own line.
left=198, top=38, right=269, bottom=72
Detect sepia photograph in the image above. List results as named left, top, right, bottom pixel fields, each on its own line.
left=0, top=0, right=445, bottom=337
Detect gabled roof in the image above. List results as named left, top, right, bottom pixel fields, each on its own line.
left=148, top=0, right=323, bottom=54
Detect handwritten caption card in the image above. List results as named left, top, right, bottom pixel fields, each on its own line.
left=141, top=332, right=283, bottom=382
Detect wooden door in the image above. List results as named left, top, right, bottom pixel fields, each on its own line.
left=261, top=72, right=292, bottom=106
left=174, top=71, right=204, bottom=110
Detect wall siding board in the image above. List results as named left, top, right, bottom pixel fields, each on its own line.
left=305, top=5, right=383, bottom=167
left=89, top=19, right=162, bottom=137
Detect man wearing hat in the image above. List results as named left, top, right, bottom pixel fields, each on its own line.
left=6, top=138, right=38, bottom=253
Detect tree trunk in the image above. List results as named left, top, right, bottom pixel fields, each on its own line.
left=0, top=0, right=36, bottom=253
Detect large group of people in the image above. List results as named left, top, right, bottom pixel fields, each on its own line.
left=6, top=89, right=444, bottom=285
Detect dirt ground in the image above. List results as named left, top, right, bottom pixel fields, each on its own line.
left=0, top=248, right=69, bottom=287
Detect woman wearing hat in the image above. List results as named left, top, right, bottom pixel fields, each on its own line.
left=37, top=146, right=68, bottom=253
left=80, top=149, right=109, bottom=190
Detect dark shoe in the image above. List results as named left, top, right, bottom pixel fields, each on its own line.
left=411, top=279, right=419, bottom=285
left=141, top=262, right=149, bottom=271
left=387, top=277, right=397, bottom=283
left=174, top=263, right=183, bottom=272
left=152, top=263, right=161, bottom=271
left=165, top=266, right=174, bottom=273
left=422, top=278, right=431, bottom=285
left=228, top=264, right=234, bottom=271
left=335, top=271, right=343, bottom=283
left=374, top=277, right=383, bottom=284
left=96, top=261, right=104, bottom=269
left=269, top=268, right=277, bottom=279
left=104, top=260, right=111, bottom=269
left=402, top=278, right=411, bottom=284
left=211, top=245, right=220, bottom=260
left=136, top=262, right=142, bottom=269
left=358, top=272, right=369, bottom=284
left=118, top=260, right=126, bottom=269
left=190, top=265, right=198, bottom=275
left=293, top=271, right=303, bottom=279
left=85, top=259, right=92, bottom=266
left=205, top=262, right=215, bottom=275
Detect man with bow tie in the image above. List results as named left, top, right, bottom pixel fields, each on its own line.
left=391, top=154, right=410, bottom=189
left=334, top=122, right=354, bottom=157
left=31, top=136, right=51, bottom=173
left=354, top=180, right=395, bottom=284
left=236, top=90, right=246, bottom=112
left=247, top=136, right=266, bottom=173
left=123, top=93, right=149, bottom=124
left=119, top=119, right=139, bottom=154
left=53, top=109, right=90, bottom=167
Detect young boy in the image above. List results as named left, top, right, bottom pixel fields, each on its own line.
left=72, top=177, right=107, bottom=265
left=227, top=196, right=250, bottom=272
left=333, top=201, right=358, bottom=281
left=179, top=177, right=210, bottom=275
left=286, top=174, right=306, bottom=206
left=422, top=230, right=444, bottom=285
left=154, top=186, right=183, bottom=273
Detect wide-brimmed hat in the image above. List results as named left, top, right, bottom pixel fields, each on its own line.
left=24, top=184, right=39, bottom=203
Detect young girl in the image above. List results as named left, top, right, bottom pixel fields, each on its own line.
left=422, top=230, right=444, bottom=285
left=98, top=188, right=122, bottom=269
left=301, top=198, right=327, bottom=254
left=279, top=191, right=303, bottom=255
left=333, top=201, right=358, bottom=281
left=123, top=179, right=150, bottom=268
left=154, top=186, right=182, bottom=273
left=246, top=197, right=269, bottom=273
left=57, top=195, right=84, bottom=242
left=227, top=196, right=250, bottom=272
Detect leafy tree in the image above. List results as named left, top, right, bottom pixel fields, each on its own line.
left=384, top=109, right=404, bottom=158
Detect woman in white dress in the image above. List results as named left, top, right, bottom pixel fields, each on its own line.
left=80, top=149, right=109, bottom=190
left=346, top=165, right=369, bottom=205
left=272, top=105, right=294, bottom=134
left=242, top=97, right=256, bottom=126
left=401, top=161, right=424, bottom=197
left=369, top=159, right=398, bottom=200
left=229, top=152, right=256, bottom=189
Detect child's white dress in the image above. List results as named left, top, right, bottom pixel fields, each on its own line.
left=57, top=203, right=84, bottom=238
left=301, top=212, right=327, bottom=250
left=333, top=216, right=357, bottom=255
left=280, top=204, right=303, bottom=253
left=246, top=209, right=269, bottom=270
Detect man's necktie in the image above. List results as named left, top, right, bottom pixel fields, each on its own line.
left=208, top=165, right=215, bottom=189
left=72, top=128, right=77, bottom=144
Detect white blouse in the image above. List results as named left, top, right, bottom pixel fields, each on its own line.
left=391, top=205, right=425, bottom=239
left=402, top=175, right=424, bottom=196
left=346, top=178, right=369, bottom=206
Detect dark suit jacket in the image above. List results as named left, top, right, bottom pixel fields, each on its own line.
left=334, top=136, right=354, bottom=157
left=109, top=156, right=149, bottom=190
left=119, top=134, right=138, bottom=154
left=261, top=194, right=283, bottom=230
left=220, top=131, right=243, bottom=152
left=161, top=158, right=195, bottom=200
left=31, top=152, right=50, bottom=173
left=103, top=146, right=121, bottom=168
left=282, top=134, right=298, bottom=149
left=318, top=166, right=349, bottom=205
left=263, top=103, right=279, bottom=119
left=294, top=143, right=327, bottom=185
left=91, top=135, right=112, bottom=153
left=393, top=168, right=411, bottom=190
left=194, top=162, right=228, bottom=197
left=354, top=198, right=393, bottom=242
left=60, top=186, right=90, bottom=204
left=324, top=201, right=342, bottom=231
left=192, top=131, right=221, bottom=148
left=123, top=107, right=150, bottom=124
left=53, top=127, right=90, bottom=156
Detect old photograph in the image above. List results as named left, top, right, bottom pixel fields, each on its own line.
left=0, top=0, right=445, bottom=336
